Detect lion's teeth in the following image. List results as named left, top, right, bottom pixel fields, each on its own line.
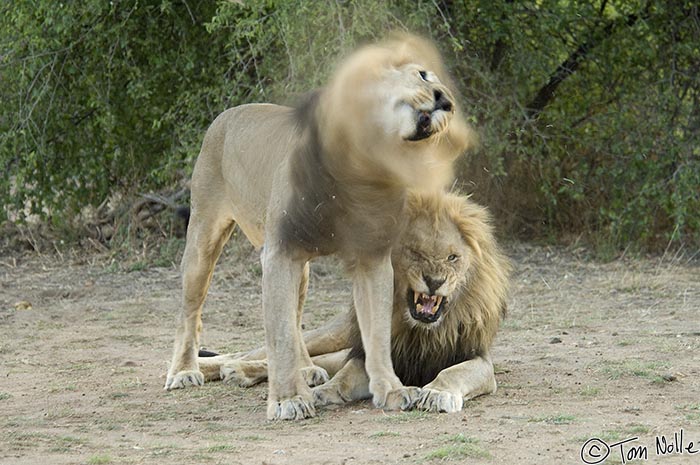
left=436, top=295, right=443, bottom=307
left=416, top=303, right=423, bottom=312
left=413, top=291, right=419, bottom=304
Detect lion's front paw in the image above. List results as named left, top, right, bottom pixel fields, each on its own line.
left=369, top=375, right=403, bottom=408
left=164, top=370, right=204, bottom=390
left=312, top=383, right=348, bottom=406
left=415, top=388, right=463, bottom=413
left=384, top=386, right=422, bottom=411
left=301, top=366, right=329, bottom=387
left=267, top=395, right=316, bottom=420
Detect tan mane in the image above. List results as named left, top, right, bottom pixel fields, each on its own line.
left=391, top=192, right=510, bottom=386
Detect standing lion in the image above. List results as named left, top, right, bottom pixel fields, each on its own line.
left=198, top=191, right=510, bottom=413
left=165, top=34, right=474, bottom=420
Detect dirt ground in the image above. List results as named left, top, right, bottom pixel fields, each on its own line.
left=1, top=239, right=698, bottom=465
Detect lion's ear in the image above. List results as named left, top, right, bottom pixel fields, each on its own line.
left=464, top=235, right=483, bottom=261
left=446, top=194, right=490, bottom=262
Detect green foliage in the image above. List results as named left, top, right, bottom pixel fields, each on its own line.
left=1, top=0, right=228, bottom=222
left=436, top=0, right=699, bottom=250
left=1, top=0, right=698, bottom=252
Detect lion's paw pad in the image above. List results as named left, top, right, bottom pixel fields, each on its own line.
left=301, top=366, right=329, bottom=387
left=267, top=395, right=315, bottom=420
left=416, top=388, right=462, bottom=413
left=384, top=387, right=422, bottom=411
left=220, top=362, right=265, bottom=388
left=312, top=384, right=347, bottom=406
left=164, top=370, right=204, bottom=390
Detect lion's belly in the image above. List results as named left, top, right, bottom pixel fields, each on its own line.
left=216, top=104, right=299, bottom=247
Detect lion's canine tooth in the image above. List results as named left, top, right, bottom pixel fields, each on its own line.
left=416, top=303, right=423, bottom=312
left=436, top=295, right=443, bottom=307
left=413, top=291, right=419, bottom=304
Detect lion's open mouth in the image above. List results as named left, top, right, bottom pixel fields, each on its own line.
left=407, top=289, right=447, bottom=323
left=406, top=112, right=433, bottom=141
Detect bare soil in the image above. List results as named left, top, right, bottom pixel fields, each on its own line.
left=1, top=241, right=698, bottom=465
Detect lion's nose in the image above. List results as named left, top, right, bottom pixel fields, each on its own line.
left=422, top=274, right=446, bottom=294
left=433, top=90, right=452, bottom=112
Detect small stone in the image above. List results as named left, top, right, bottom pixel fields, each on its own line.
left=14, top=301, right=32, bottom=311
left=661, top=374, right=677, bottom=382
left=549, top=337, right=562, bottom=344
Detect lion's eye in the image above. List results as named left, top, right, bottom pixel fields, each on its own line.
left=447, top=254, right=459, bottom=262
left=418, top=70, right=428, bottom=81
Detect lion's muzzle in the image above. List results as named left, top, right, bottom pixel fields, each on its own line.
left=406, top=89, right=455, bottom=141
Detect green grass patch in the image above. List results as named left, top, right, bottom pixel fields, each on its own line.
left=677, top=404, right=700, bottom=422
left=369, top=431, right=401, bottom=438
left=529, top=414, right=576, bottom=425
left=424, top=434, right=490, bottom=461
left=598, top=360, right=669, bottom=380
left=579, top=386, right=601, bottom=397
left=240, top=434, right=266, bottom=441
left=575, top=424, right=651, bottom=445
left=205, top=444, right=237, bottom=453
left=50, top=435, right=89, bottom=453
left=87, top=455, right=112, bottom=464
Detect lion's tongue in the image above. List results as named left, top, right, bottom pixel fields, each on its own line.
left=419, top=299, right=435, bottom=314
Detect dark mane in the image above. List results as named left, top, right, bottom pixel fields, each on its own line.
left=278, top=90, right=343, bottom=256
left=278, top=90, right=407, bottom=261
left=347, top=313, right=477, bottom=387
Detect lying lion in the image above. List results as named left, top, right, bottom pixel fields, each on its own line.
left=198, top=192, right=510, bottom=413
left=165, top=34, right=474, bottom=419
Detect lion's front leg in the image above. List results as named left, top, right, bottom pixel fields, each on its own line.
left=352, top=255, right=405, bottom=408
left=416, top=353, right=497, bottom=413
left=262, top=245, right=315, bottom=420
left=296, top=261, right=330, bottom=387
left=165, top=217, right=234, bottom=391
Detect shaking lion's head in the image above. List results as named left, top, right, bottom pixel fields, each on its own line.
left=318, top=33, right=476, bottom=192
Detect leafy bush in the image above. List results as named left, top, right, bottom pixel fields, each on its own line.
left=1, top=0, right=698, bottom=252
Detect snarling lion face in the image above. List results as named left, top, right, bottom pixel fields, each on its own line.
left=392, top=200, right=472, bottom=327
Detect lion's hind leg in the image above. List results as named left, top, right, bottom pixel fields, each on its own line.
left=297, top=262, right=330, bottom=387
left=198, top=354, right=269, bottom=386
left=165, top=210, right=235, bottom=391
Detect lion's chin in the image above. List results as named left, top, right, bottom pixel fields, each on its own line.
left=405, top=128, right=433, bottom=142
left=404, top=112, right=451, bottom=142
left=406, top=289, right=447, bottom=324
